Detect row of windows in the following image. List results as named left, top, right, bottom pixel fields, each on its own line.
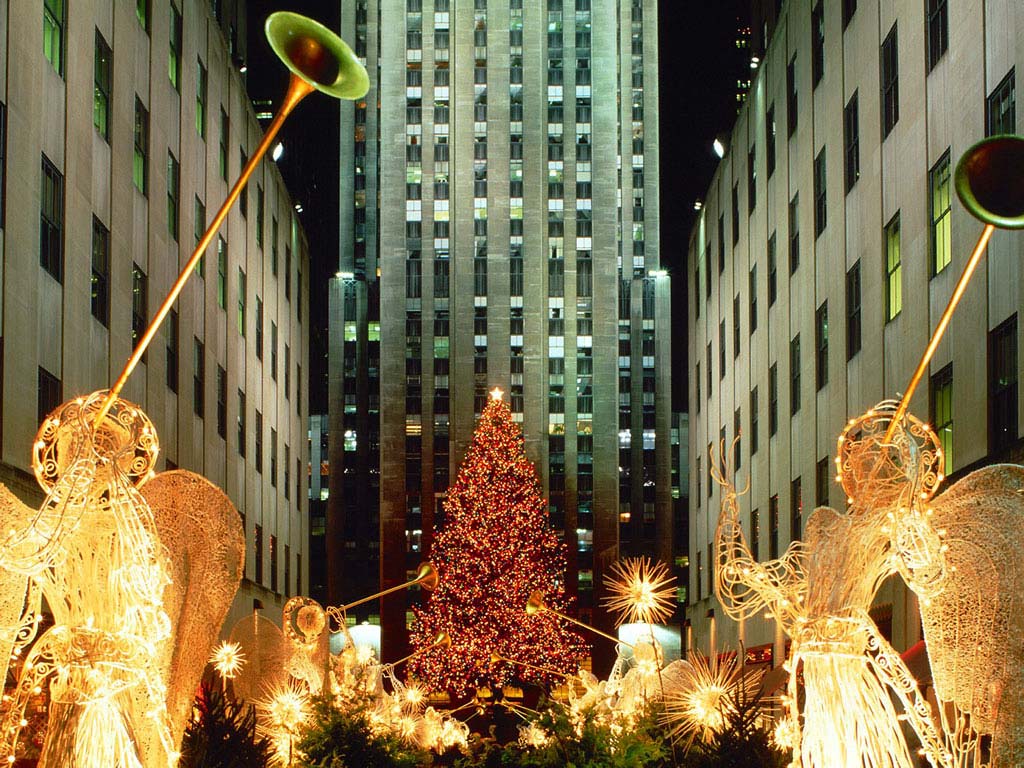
left=696, top=315, right=1020, bottom=512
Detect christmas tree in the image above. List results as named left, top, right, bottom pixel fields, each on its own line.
left=407, top=389, right=588, bottom=696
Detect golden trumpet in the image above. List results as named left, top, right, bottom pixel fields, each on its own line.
left=338, top=562, right=439, bottom=613
left=525, top=590, right=631, bottom=648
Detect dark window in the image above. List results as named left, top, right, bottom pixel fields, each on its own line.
left=885, top=212, right=902, bottom=320
left=38, top=366, right=62, bottom=424
left=136, top=0, right=150, bottom=32
left=812, top=1, right=825, bottom=87
left=926, top=0, right=948, bottom=71
left=271, top=429, right=278, bottom=487
left=733, top=294, right=741, bottom=358
left=219, top=109, right=229, bottom=180
left=256, top=185, right=264, bottom=249
left=284, top=544, right=291, bottom=596
left=167, top=152, right=179, bottom=240
left=255, top=298, right=263, bottom=360
left=987, top=69, right=1016, bottom=136
left=718, top=216, right=725, bottom=273
left=788, top=195, right=800, bottom=273
left=791, top=477, right=802, bottom=540
left=989, top=314, right=1018, bottom=455
left=843, top=0, right=856, bottom=28
left=132, top=264, right=147, bottom=353
left=846, top=260, right=862, bottom=359
left=719, top=319, right=726, bottom=379
left=768, top=232, right=777, bottom=305
left=734, top=408, right=742, bottom=470
left=790, top=334, right=801, bottom=415
left=749, top=264, right=758, bottom=334
left=193, top=338, right=204, bottom=417
left=237, top=268, right=246, bottom=336
left=930, top=150, right=952, bottom=275
left=196, top=61, right=207, bottom=138
left=816, top=457, right=830, bottom=507
left=271, top=322, right=278, bottom=380
left=769, top=363, right=778, bottom=436
left=254, top=525, right=263, bottom=584
left=766, top=103, right=776, bottom=177
left=91, top=217, right=109, bottom=326
left=750, top=386, right=759, bottom=455
left=750, top=508, right=760, bottom=561
left=813, top=148, right=827, bottom=237
left=94, top=31, right=112, bottom=140
left=844, top=92, right=860, bottom=192
left=930, top=364, right=953, bottom=477
left=769, top=495, right=779, bottom=558
left=169, top=4, right=182, bottom=90
left=747, top=147, right=756, bottom=213
left=881, top=25, right=899, bottom=137
left=40, top=155, right=63, bottom=281
left=216, top=365, right=227, bottom=439
left=816, top=301, right=828, bottom=390
left=255, top=411, right=263, bottom=473
left=731, top=185, right=740, bottom=244
left=134, top=98, right=149, bottom=194
left=706, top=343, right=713, bottom=400
left=166, top=309, right=178, bottom=393
left=44, top=0, right=65, bottom=76
left=237, top=389, right=246, bottom=456
left=787, top=56, right=798, bottom=137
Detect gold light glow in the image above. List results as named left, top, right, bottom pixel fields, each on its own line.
left=602, top=557, right=676, bottom=627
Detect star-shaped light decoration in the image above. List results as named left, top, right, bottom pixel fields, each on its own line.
left=602, top=556, right=677, bottom=626
left=490, top=386, right=504, bottom=401
left=210, top=640, right=246, bottom=680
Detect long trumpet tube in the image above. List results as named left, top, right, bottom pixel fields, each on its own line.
left=94, top=74, right=314, bottom=428
left=490, top=652, right=570, bottom=678
left=883, top=224, right=995, bottom=444
left=545, top=606, right=633, bottom=648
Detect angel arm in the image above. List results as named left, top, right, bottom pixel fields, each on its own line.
left=713, top=469, right=806, bottom=627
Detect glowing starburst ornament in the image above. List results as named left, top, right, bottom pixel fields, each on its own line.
left=210, top=641, right=246, bottom=680
left=661, top=651, right=759, bottom=746
left=257, top=681, right=310, bottom=765
left=602, top=557, right=676, bottom=626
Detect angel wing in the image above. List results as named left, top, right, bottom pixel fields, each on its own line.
left=140, top=469, right=245, bottom=756
left=917, top=463, right=1024, bottom=760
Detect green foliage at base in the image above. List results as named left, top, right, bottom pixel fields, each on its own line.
left=294, top=695, right=429, bottom=768
left=178, top=682, right=274, bottom=768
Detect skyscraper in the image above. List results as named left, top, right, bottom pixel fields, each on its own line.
left=332, top=0, right=672, bottom=668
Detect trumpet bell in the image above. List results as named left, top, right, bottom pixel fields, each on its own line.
left=265, top=12, right=369, bottom=100
left=526, top=590, right=546, bottom=615
left=416, top=562, right=439, bottom=592
left=955, top=135, right=1024, bottom=229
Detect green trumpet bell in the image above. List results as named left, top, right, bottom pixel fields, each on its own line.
left=265, top=11, right=369, bottom=101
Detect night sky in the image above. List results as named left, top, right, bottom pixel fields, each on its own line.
left=245, top=0, right=745, bottom=413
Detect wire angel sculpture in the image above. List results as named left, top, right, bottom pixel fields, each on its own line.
left=714, top=400, right=1024, bottom=768
left=0, top=392, right=244, bottom=767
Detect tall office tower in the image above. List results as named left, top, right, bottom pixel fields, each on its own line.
left=3, top=0, right=310, bottom=630
left=332, top=0, right=672, bottom=667
left=689, top=0, right=1022, bottom=671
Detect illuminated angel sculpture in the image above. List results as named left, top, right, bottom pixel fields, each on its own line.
left=716, top=400, right=1024, bottom=768
left=0, top=392, right=244, bottom=766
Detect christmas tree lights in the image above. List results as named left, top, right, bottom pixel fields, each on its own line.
left=407, top=391, right=587, bottom=695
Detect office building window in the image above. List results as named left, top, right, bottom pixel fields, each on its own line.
left=216, top=365, right=227, bottom=439
left=271, top=322, right=278, bottom=380
left=930, top=150, right=952, bottom=275
left=733, top=408, right=742, bottom=470
left=815, top=301, right=828, bottom=391
left=769, top=495, right=779, bottom=558
left=765, top=103, right=777, bottom=178
left=133, top=98, right=149, bottom=194
left=217, top=238, right=227, bottom=308
left=254, top=525, right=263, bottom=585
left=747, top=147, right=756, bottom=213
left=271, top=429, right=278, bottom=487
left=193, top=338, right=204, bottom=417
left=40, top=154, right=63, bottom=282
left=166, top=309, right=178, bottom=393
left=256, top=297, right=263, bottom=360
left=816, top=457, right=830, bottom=507
left=237, top=390, right=246, bottom=456
left=930, top=364, right=953, bottom=477
left=43, top=0, right=64, bottom=76
left=769, top=363, right=778, bottom=436
left=787, top=56, right=798, bottom=137
left=131, top=264, right=147, bottom=351
left=256, top=185, right=264, bottom=249
left=285, top=345, right=290, bottom=400
left=284, top=445, right=291, bottom=500
left=91, top=218, right=109, bottom=326
left=843, top=0, right=856, bottom=29
left=885, top=213, right=902, bottom=321
left=812, top=1, right=824, bottom=87
left=732, top=184, right=740, bottom=244
left=136, top=0, right=150, bottom=32
left=237, top=269, right=246, bottom=336
left=167, top=152, right=179, bottom=241
left=169, top=4, right=182, bottom=90
left=719, top=319, right=726, bottom=378
left=750, top=508, right=760, bottom=561
left=989, top=314, right=1018, bottom=455
left=706, top=343, right=712, bottom=400
left=768, top=232, right=777, bottom=305
left=196, top=61, right=207, bottom=138
left=987, top=69, right=1015, bottom=136
left=94, top=31, right=112, bottom=140
left=38, top=367, right=62, bottom=425
left=194, top=197, right=206, bottom=276
left=926, top=0, right=948, bottom=71
left=788, top=195, right=799, bottom=274
left=846, top=260, right=861, bottom=360
left=749, top=264, right=757, bottom=334
left=790, top=334, right=801, bottom=415
left=813, top=148, right=826, bottom=237
left=791, top=477, right=802, bottom=540
left=750, top=387, right=759, bottom=455
left=254, top=411, right=262, bottom=473
left=844, top=92, right=859, bottom=192
left=881, top=25, right=899, bottom=137
left=239, top=149, right=248, bottom=217
left=718, top=216, right=726, bottom=273
left=733, top=294, right=741, bottom=358
left=219, top=109, right=229, bottom=180
left=284, top=544, right=291, bottom=596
